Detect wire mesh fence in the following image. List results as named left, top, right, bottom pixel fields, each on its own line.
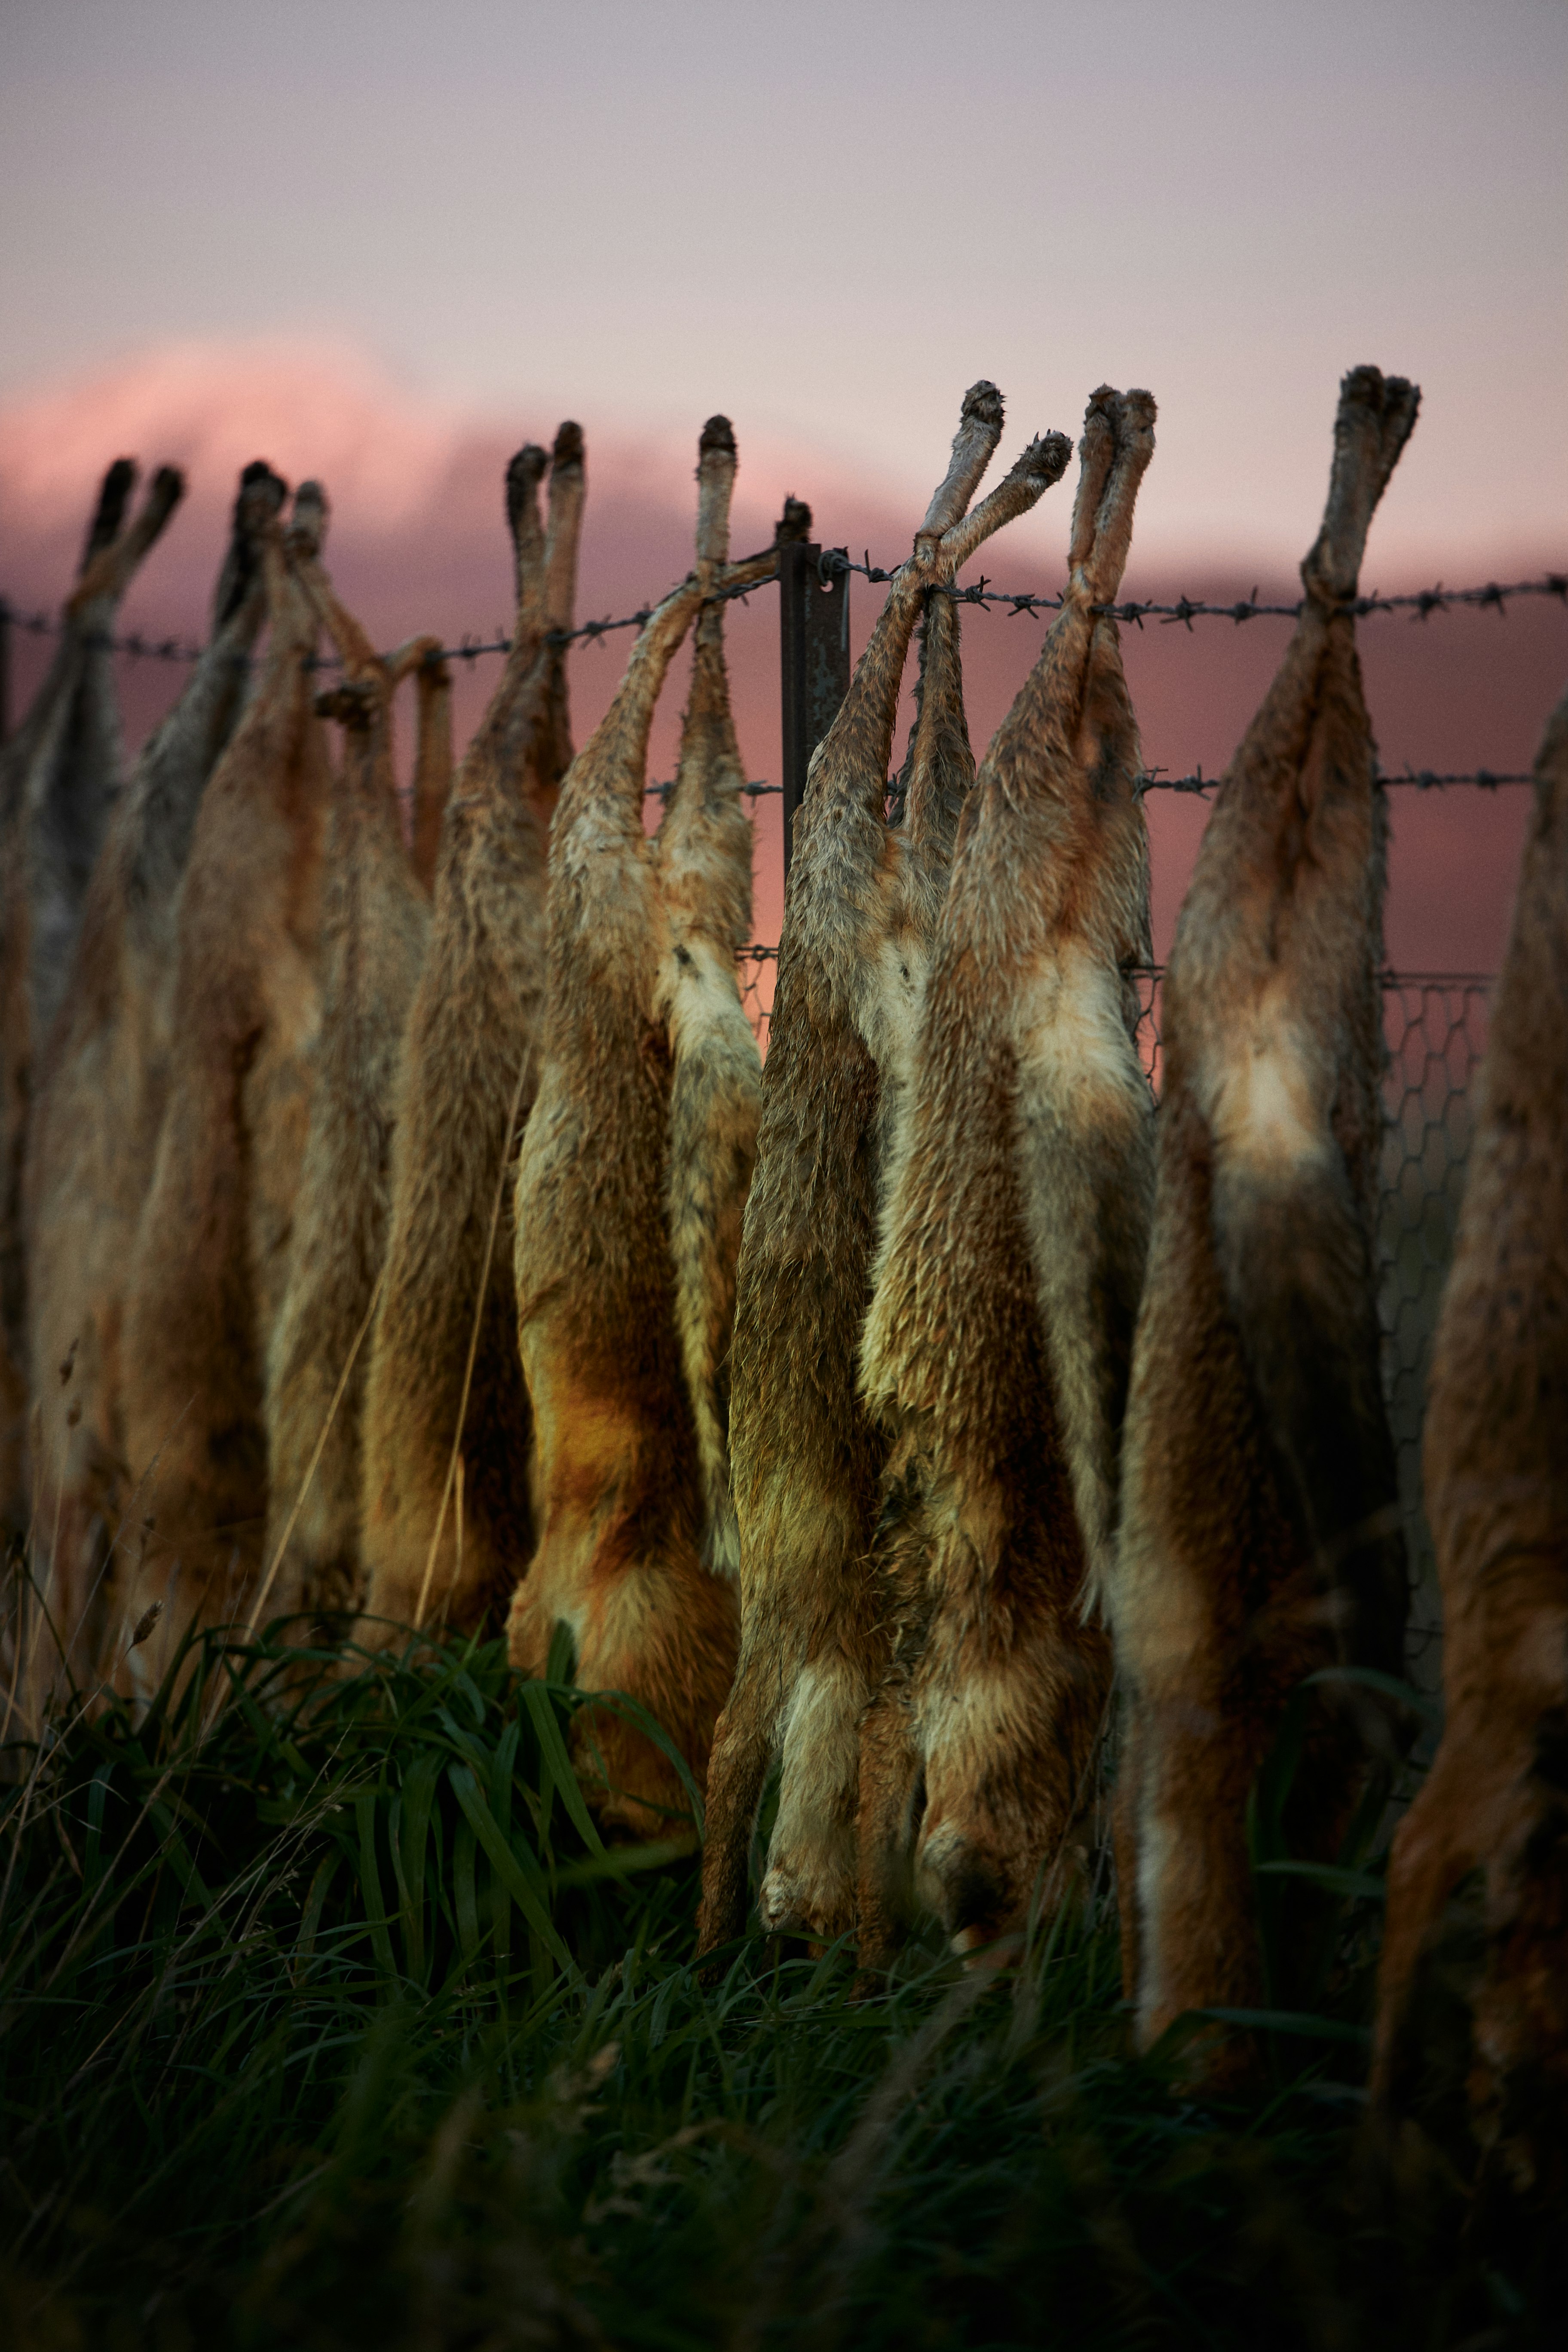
left=737, top=948, right=1486, bottom=1694
left=1378, top=977, right=1491, bottom=1688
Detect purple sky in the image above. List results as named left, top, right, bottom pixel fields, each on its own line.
left=3, top=0, right=1563, bottom=567
left=2, top=1, right=1564, bottom=972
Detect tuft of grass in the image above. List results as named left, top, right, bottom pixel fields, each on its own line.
left=0, top=1614, right=1551, bottom=2349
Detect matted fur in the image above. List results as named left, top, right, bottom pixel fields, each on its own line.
left=854, top=388, right=1157, bottom=1971
left=358, top=427, right=585, bottom=1638
left=1372, top=677, right=1568, bottom=2198
left=508, top=421, right=799, bottom=1838
left=0, top=459, right=184, bottom=1536
left=116, top=488, right=332, bottom=1677
left=695, top=386, right=1072, bottom=1954
left=1111, top=368, right=1418, bottom=2068
left=24, top=463, right=286, bottom=1682
left=260, top=554, right=444, bottom=1630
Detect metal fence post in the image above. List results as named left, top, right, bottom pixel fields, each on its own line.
left=778, top=542, right=850, bottom=878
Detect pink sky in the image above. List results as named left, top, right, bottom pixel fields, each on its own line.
left=2, top=2, right=1564, bottom=966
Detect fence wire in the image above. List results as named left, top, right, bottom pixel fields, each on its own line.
left=4, top=567, right=1563, bottom=671
left=830, top=557, right=1568, bottom=629
left=737, top=950, right=1483, bottom=1693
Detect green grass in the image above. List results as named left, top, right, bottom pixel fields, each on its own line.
left=0, top=1615, right=1546, bottom=2350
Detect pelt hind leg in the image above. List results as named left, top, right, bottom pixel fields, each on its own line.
left=1126, top=1666, right=1278, bottom=2077
left=914, top=1612, right=1109, bottom=1963
left=758, top=1642, right=867, bottom=1941
left=854, top=1674, right=924, bottom=1981
left=1303, top=367, right=1419, bottom=606
left=1372, top=1744, right=1479, bottom=2102
left=1213, top=1150, right=1407, bottom=1684
left=695, top=1652, right=782, bottom=1955
left=1078, top=390, right=1157, bottom=608
left=1065, top=391, right=1118, bottom=577
left=509, top=1522, right=736, bottom=1843
left=1112, top=1701, right=1148, bottom=2009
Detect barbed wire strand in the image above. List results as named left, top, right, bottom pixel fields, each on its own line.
left=736, top=949, right=1497, bottom=977
left=3, top=567, right=1562, bottom=673
left=0, top=569, right=772, bottom=672
left=5, top=565, right=1552, bottom=805
left=827, top=557, right=1567, bottom=629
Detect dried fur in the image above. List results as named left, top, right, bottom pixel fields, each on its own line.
left=854, top=389, right=1158, bottom=1971
left=508, top=420, right=799, bottom=1838
left=1110, top=368, right=1418, bottom=2067
left=0, top=459, right=184, bottom=1534
left=23, top=462, right=286, bottom=1682
left=116, top=488, right=332, bottom=1675
left=695, top=387, right=1072, bottom=1954
left=1373, top=677, right=1568, bottom=2199
left=260, top=557, right=441, bottom=1631
left=358, top=428, right=585, bottom=1638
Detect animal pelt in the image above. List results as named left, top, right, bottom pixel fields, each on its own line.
left=358, top=427, right=585, bottom=1642
left=656, top=448, right=807, bottom=1589
left=259, top=553, right=443, bottom=1635
left=507, top=421, right=803, bottom=1840
left=116, top=486, right=332, bottom=1679
left=0, top=459, right=184, bottom=1539
left=1110, top=367, right=1418, bottom=2074
left=409, top=651, right=454, bottom=896
left=695, top=385, right=1072, bottom=1956
left=23, top=462, right=287, bottom=1686
left=1372, top=674, right=1568, bottom=2206
left=854, top=387, right=1158, bottom=1973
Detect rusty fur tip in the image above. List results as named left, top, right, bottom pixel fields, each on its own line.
left=128, top=1599, right=165, bottom=1649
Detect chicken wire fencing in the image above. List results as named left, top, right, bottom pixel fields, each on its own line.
left=737, top=948, right=1487, bottom=1697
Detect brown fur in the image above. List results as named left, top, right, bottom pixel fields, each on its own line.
left=409, top=651, right=454, bottom=895
left=116, top=488, right=332, bottom=1675
left=22, top=463, right=287, bottom=1684
left=0, top=460, right=184, bottom=1536
left=508, top=422, right=802, bottom=1838
left=695, top=387, right=1072, bottom=1954
left=1110, top=369, right=1418, bottom=2069
left=1372, top=678, right=1568, bottom=2199
left=854, top=389, right=1157, bottom=1972
left=358, top=428, right=585, bottom=1638
left=259, top=552, right=441, bottom=1632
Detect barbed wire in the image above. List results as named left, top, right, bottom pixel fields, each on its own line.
left=2, top=584, right=1533, bottom=804
left=737, top=948, right=1496, bottom=981
left=646, top=781, right=780, bottom=801
left=3, top=566, right=1562, bottom=675
left=829, top=555, right=1568, bottom=628
left=1128, top=764, right=1534, bottom=800
left=0, top=570, right=773, bottom=672
left=876, top=766, right=1532, bottom=811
